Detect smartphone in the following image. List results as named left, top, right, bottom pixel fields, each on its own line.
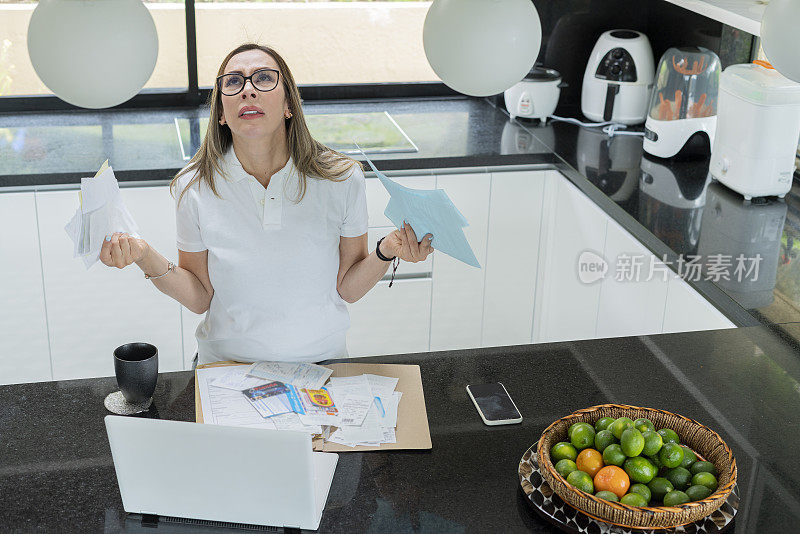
left=466, top=383, right=523, bottom=426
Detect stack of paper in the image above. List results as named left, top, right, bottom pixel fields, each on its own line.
left=325, top=374, right=402, bottom=447
left=64, top=160, right=140, bottom=269
left=196, top=362, right=402, bottom=447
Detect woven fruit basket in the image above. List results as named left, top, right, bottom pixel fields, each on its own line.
left=536, top=404, right=737, bottom=530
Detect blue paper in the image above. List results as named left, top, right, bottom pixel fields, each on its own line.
left=354, top=143, right=480, bottom=268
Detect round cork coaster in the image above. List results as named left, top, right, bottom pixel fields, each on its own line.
left=104, top=390, right=152, bottom=415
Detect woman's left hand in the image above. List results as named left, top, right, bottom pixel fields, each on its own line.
left=380, top=221, right=433, bottom=263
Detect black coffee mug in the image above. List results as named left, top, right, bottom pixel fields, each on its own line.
left=114, top=342, right=158, bottom=404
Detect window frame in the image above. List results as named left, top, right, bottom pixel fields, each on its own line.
left=0, top=0, right=455, bottom=114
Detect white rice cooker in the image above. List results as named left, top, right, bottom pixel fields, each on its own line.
left=504, top=67, right=562, bottom=121
left=710, top=62, right=800, bottom=200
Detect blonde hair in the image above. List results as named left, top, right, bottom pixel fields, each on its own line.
left=170, top=43, right=363, bottom=207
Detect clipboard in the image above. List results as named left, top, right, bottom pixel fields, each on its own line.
left=194, top=361, right=432, bottom=452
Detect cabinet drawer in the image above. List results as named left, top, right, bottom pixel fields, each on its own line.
left=346, top=278, right=431, bottom=358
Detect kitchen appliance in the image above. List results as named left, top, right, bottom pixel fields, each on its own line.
left=644, top=47, right=721, bottom=159
left=711, top=61, right=800, bottom=200
left=581, top=30, right=655, bottom=125
left=504, top=67, right=562, bottom=121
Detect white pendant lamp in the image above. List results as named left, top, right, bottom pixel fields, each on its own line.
left=423, top=0, right=542, bottom=97
left=760, top=0, right=800, bottom=83
left=27, top=0, right=158, bottom=109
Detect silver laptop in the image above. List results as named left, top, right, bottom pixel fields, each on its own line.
left=105, top=415, right=338, bottom=531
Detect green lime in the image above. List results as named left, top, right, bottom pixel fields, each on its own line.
left=555, top=459, right=578, bottom=478
left=566, top=469, right=594, bottom=493
left=690, top=461, right=718, bottom=477
left=641, top=430, right=663, bottom=457
left=570, top=423, right=596, bottom=450
left=663, top=490, right=690, bottom=506
left=658, top=428, right=680, bottom=444
left=620, top=493, right=648, bottom=507
left=659, top=442, right=685, bottom=469
left=691, top=472, right=718, bottom=492
left=568, top=421, right=583, bottom=439
left=647, top=477, right=674, bottom=501
left=602, top=444, right=626, bottom=467
left=624, top=457, right=657, bottom=484
left=594, top=429, right=616, bottom=453
left=647, top=454, right=663, bottom=471
left=629, top=483, right=652, bottom=503
left=686, top=484, right=713, bottom=501
left=680, top=446, right=698, bottom=469
left=551, top=442, right=578, bottom=462
left=666, top=467, right=692, bottom=490
left=621, top=428, right=645, bottom=457
left=611, top=417, right=635, bottom=439
left=595, top=490, right=619, bottom=502
left=594, top=417, right=615, bottom=432
left=634, top=418, right=655, bottom=433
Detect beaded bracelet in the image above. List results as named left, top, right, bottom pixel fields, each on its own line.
left=376, top=237, right=400, bottom=287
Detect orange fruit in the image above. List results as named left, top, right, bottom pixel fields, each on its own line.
left=594, top=465, right=631, bottom=499
left=575, top=448, right=604, bottom=478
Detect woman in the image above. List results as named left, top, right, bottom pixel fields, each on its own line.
left=99, top=43, right=433, bottom=367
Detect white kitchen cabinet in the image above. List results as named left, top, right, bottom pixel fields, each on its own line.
left=36, top=186, right=182, bottom=380
left=0, top=193, right=51, bottom=384
left=429, top=173, right=491, bottom=351
left=481, top=170, right=547, bottom=347
left=365, top=174, right=435, bottom=228
left=595, top=219, right=670, bottom=338
left=346, top=278, right=431, bottom=358
left=662, top=274, right=736, bottom=333
left=533, top=173, right=609, bottom=343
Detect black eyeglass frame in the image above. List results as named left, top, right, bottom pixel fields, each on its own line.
left=216, top=68, right=281, bottom=96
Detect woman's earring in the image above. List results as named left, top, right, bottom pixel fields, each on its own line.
left=285, top=110, right=292, bottom=118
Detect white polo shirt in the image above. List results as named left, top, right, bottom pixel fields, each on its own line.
left=174, top=145, right=368, bottom=365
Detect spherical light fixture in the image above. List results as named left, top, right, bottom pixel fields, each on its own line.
left=423, top=0, right=542, bottom=97
left=760, top=0, right=800, bottom=82
left=27, top=0, right=158, bottom=109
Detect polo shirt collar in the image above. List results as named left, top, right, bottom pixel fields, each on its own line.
left=223, top=145, right=294, bottom=186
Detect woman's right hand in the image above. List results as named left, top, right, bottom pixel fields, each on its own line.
left=99, top=232, right=149, bottom=269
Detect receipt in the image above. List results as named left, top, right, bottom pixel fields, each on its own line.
left=247, top=361, right=332, bottom=389
left=210, top=365, right=270, bottom=391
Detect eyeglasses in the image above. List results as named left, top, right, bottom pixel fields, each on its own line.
left=216, top=68, right=280, bottom=96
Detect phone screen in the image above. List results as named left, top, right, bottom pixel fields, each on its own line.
left=468, top=383, right=521, bottom=421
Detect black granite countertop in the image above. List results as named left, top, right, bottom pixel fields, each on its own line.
left=0, top=97, right=558, bottom=188
left=2, top=326, right=800, bottom=532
